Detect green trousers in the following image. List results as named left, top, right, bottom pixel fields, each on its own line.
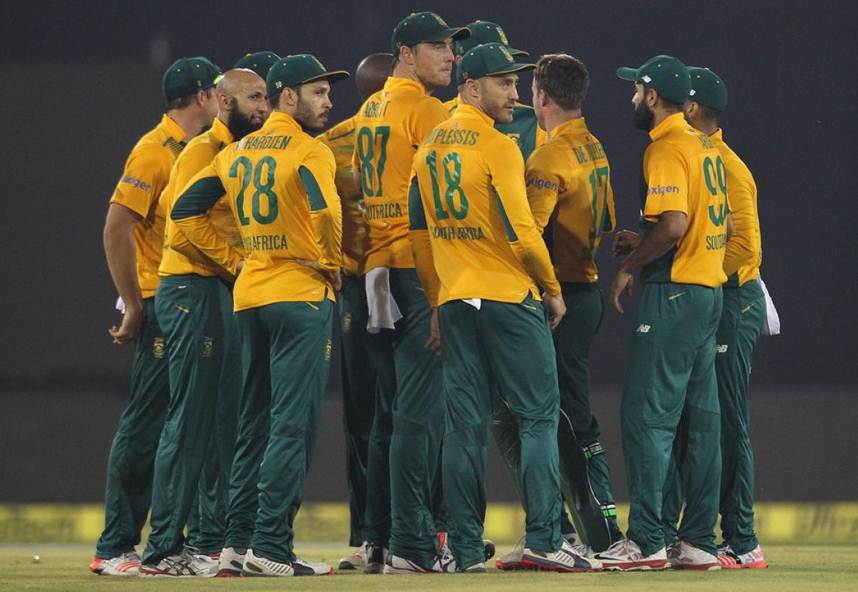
left=224, top=300, right=332, bottom=563
left=492, top=283, right=622, bottom=543
left=142, top=275, right=226, bottom=563
left=621, top=282, right=722, bottom=557
left=441, top=298, right=563, bottom=570
left=364, top=268, right=444, bottom=568
left=338, top=274, right=378, bottom=547
left=662, top=280, right=764, bottom=554
left=187, top=283, right=242, bottom=553
left=95, top=298, right=169, bottom=559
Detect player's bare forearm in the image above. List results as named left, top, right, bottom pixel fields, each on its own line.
left=103, top=203, right=143, bottom=310
left=617, top=211, right=687, bottom=274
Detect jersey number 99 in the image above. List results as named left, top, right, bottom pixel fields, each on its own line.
left=703, top=155, right=728, bottom=227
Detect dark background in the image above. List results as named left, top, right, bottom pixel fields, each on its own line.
left=1, top=0, right=856, bottom=503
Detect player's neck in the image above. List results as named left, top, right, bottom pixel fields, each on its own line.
left=543, top=108, right=582, bottom=135
left=166, top=109, right=203, bottom=141
left=391, top=63, right=433, bottom=94
left=651, top=106, right=681, bottom=129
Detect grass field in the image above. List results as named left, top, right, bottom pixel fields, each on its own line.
left=1, top=544, right=856, bottom=592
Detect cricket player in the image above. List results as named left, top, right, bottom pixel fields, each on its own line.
left=171, top=54, right=346, bottom=577
left=351, top=12, right=468, bottom=573
left=497, top=53, right=622, bottom=570
left=91, top=56, right=221, bottom=577
left=661, top=67, right=768, bottom=569
left=317, top=53, right=396, bottom=571
left=137, top=68, right=269, bottom=577
left=234, top=51, right=282, bottom=79
left=409, top=42, right=601, bottom=573
left=189, top=53, right=280, bottom=560
left=594, top=55, right=728, bottom=571
left=443, top=21, right=547, bottom=160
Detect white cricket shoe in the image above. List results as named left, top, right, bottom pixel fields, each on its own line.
left=215, top=547, right=246, bottom=577
left=138, top=548, right=218, bottom=577
left=338, top=542, right=367, bottom=570
left=383, top=551, right=456, bottom=574
left=241, top=549, right=294, bottom=577
left=291, top=556, right=333, bottom=576
left=668, top=540, right=720, bottom=570
left=495, top=538, right=526, bottom=571
left=89, top=552, right=140, bottom=576
left=594, top=538, right=668, bottom=571
left=521, top=539, right=602, bottom=572
left=718, top=544, right=768, bottom=569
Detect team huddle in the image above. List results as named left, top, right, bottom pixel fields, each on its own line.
left=91, top=10, right=774, bottom=578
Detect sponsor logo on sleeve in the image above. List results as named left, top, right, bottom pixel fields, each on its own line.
left=648, top=185, right=680, bottom=196
left=120, top=175, right=152, bottom=192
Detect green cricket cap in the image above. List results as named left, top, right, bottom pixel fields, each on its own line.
left=455, top=21, right=528, bottom=57
left=457, top=42, right=535, bottom=85
left=617, top=54, right=691, bottom=104
left=688, top=66, right=728, bottom=112
left=391, top=12, right=469, bottom=53
left=162, top=56, right=222, bottom=101
left=266, top=54, right=350, bottom=97
left=234, top=51, right=281, bottom=79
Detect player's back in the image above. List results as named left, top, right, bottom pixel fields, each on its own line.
left=318, top=115, right=367, bottom=275
left=159, top=118, right=239, bottom=277
left=413, top=104, right=540, bottom=304
left=642, top=113, right=728, bottom=288
left=527, top=118, right=615, bottom=283
left=712, top=131, right=762, bottom=286
left=353, top=77, right=450, bottom=271
left=213, top=111, right=337, bottom=309
left=111, top=115, right=186, bottom=296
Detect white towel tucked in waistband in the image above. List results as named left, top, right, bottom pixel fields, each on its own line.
left=365, top=267, right=403, bottom=334
left=759, top=277, right=780, bottom=336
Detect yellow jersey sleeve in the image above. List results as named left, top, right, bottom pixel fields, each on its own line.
left=643, top=144, right=690, bottom=218
left=487, top=136, right=561, bottom=296
left=110, top=145, right=172, bottom=218
left=298, top=143, right=343, bottom=272
left=171, top=162, right=244, bottom=276
left=408, top=98, right=451, bottom=144
left=407, top=175, right=441, bottom=307
left=525, top=146, right=563, bottom=233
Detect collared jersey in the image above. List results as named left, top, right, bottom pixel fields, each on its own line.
left=352, top=77, right=451, bottom=272
left=443, top=96, right=547, bottom=161
left=712, top=129, right=762, bottom=286
left=409, top=104, right=560, bottom=306
left=171, top=112, right=343, bottom=311
left=318, top=115, right=367, bottom=275
left=109, top=114, right=186, bottom=297
left=639, top=112, right=728, bottom=288
left=159, top=117, right=243, bottom=277
left=526, top=118, right=616, bottom=283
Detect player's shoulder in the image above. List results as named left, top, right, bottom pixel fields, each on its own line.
left=526, top=138, right=565, bottom=171
left=318, top=116, right=356, bottom=144
left=512, top=101, right=536, bottom=119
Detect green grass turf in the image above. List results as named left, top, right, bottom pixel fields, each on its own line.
left=0, top=544, right=856, bottom=592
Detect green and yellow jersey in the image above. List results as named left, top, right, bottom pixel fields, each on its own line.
left=712, top=130, right=761, bottom=286
left=409, top=103, right=560, bottom=307
left=109, top=114, right=186, bottom=297
left=171, top=111, right=343, bottom=311
left=639, top=112, right=728, bottom=288
left=159, top=117, right=243, bottom=277
left=526, top=118, right=616, bottom=283
left=351, top=77, right=451, bottom=272
left=318, top=116, right=367, bottom=276
left=443, top=96, right=547, bottom=160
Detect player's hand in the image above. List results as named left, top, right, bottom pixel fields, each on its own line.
left=108, top=305, right=143, bottom=345
left=425, top=307, right=441, bottom=352
left=609, top=270, right=635, bottom=314
left=543, top=293, right=567, bottom=329
left=613, top=230, right=641, bottom=257
left=295, top=259, right=342, bottom=291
